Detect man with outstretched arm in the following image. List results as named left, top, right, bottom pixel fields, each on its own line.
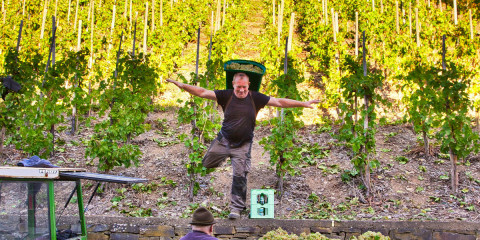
left=167, top=61, right=319, bottom=219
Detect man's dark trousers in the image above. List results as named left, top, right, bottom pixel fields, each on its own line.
left=202, top=134, right=252, bottom=212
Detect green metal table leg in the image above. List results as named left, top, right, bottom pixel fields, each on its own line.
left=47, top=180, right=57, bottom=240
left=76, top=180, right=87, bottom=238
left=27, top=183, right=36, bottom=239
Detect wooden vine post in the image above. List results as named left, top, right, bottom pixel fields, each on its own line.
left=439, top=0, right=442, bottom=12
left=326, top=0, right=328, bottom=24
left=129, top=0, right=132, bottom=31
left=40, top=0, right=48, bottom=39
left=208, top=11, right=213, bottom=60
left=362, top=31, right=371, bottom=195
left=409, top=4, right=412, bottom=36
left=287, top=12, right=294, bottom=51
left=111, top=32, right=124, bottom=126
left=324, top=0, right=328, bottom=25
left=115, top=33, right=124, bottom=80
left=372, top=0, right=375, bottom=12
left=43, top=17, right=56, bottom=87
left=151, top=0, right=155, bottom=31
left=335, top=12, right=338, bottom=40
left=88, top=0, right=95, bottom=117
left=143, top=2, right=148, bottom=53
left=2, top=0, right=5, bottom=24
left=469, top=9, right=473, bottom=40
left=133, top=20, right=137, bottom=57
left=453, top=0, right=457, bottom=25
left=381, top=0, right=383, bottom=13
left=54, top=0, right=58, bottom=19
left=321, top=0, right=324, bottom=24
left=22, top=0, right=25, bottom=17
left=71, top=19, right=82, bottom=135
left=110, top=5, right=116, bottom=40
left=89, top=0, right=95, bottom=26
left=52, top=18, right=56, bottom=67
left=215, top=0, right=220, bottom=32
left=195, top=26, right=200, bottom=88
left=395, top=1, right=399, bottom=33
left=107, top=4, right=116, bottom=55
left=272, top=0, right=275, bottom=26
left=124, top=0, right=127, bottom=19
left=160, top=0, right=163, bottom=26
left=277, top=0, right=284, bottom=46
left=68, top=0, right=71, bottom=22
left=86, top=1, right=91, bottom=29
left=441, top=35, right=446, bottom=70
left=222, top=0, right=226, bottom=27
left=355, top=12, right=358, bottom=56
left=49, top=16, right=57, bottom=156
left=331, top=8, right=335, bottom=42
left=16, top=20, right=23, bottom=53
left=74, top=0, right=79, bottom=31
left=353, top=12, right=358, bottom=136
left=416, top=8, right=420, bottom=47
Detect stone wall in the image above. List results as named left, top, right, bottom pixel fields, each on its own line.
left=57, top=216, right=480, bottom=240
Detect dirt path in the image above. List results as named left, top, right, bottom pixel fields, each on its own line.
left=233, top=1, right=264, bottom=61
left=191, top=0, right=278, bottom=215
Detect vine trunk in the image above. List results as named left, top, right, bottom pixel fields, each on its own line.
left=363, top=95, right=371, bottom=196
left=0, top=126, right=5, bottom=153
left=477, top=113, right=479, bottom=133
left=449, top=148, right=459, bottom=193
left=277, top=156, right=285, bottom=201
left=423, top=130, right=429, bottom=160
left=50, top=125, right=55, bottom=157
left=189, top=171, right=195, bottom=202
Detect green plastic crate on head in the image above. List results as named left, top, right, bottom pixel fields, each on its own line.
left=224, top=60, right=266, bottom=92
left=250, top=189, right=274, bottom=218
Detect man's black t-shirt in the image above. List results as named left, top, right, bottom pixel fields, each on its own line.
left=214, top=90, right=270, bottom=147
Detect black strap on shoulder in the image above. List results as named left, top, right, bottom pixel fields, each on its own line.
left=249, top=91, right=257, bottom=118
left=224, top=92, right=234, bottom=112
left=224, top=91, right=257, bottom=118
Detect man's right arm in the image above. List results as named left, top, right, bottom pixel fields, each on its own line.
left=166, top=79, right=216, bottom=100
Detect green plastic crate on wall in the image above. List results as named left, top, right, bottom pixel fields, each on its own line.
left=250, top=189, right=274, bottom=218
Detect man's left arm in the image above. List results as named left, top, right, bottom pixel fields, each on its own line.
left=266, top=97, right=320, bottom=109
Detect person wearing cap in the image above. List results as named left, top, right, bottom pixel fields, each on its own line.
left=167, top=60, right=319, bottom=219
left=180, top=207, right=218, bottom=240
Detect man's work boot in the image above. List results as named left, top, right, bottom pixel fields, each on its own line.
left=228, top=209, right=241, bottom=219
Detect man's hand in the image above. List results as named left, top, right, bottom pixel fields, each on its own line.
left=267, top=97, right=321, bottom=109
left=304, top=100, right=321, bottom=108
left=166, top=78, right=216, bottom=100
left=166, top=79, right=183, bottom=89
